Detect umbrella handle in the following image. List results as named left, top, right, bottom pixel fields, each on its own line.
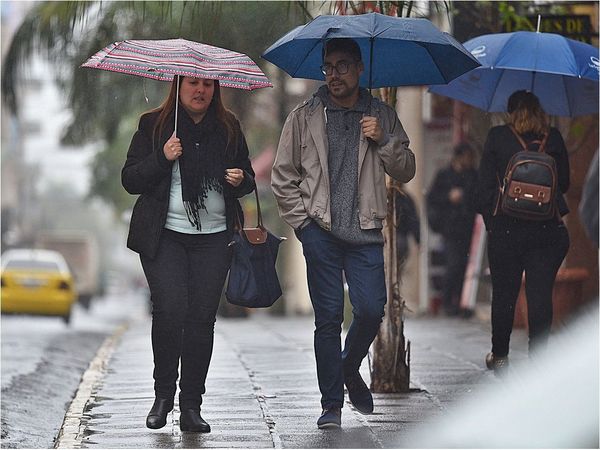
left=174, top=75, right=180, bottom=137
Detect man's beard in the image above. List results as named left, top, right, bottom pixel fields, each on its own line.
left=328, top=79, right=357, bottom=99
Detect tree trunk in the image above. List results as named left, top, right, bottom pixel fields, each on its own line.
left=326, top=0, right=417, bottom=394
left=369, top=88, right=411, bottom=393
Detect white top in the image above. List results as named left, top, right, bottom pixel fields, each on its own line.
left=164, top=161, right=227, bottom=234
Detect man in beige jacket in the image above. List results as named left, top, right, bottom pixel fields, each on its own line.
left=271, top=38, right=416, bottom=429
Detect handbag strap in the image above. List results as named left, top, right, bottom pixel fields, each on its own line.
left=254, top=189, right=264, bottom=228
left=233, top=187, right=264, bottom=231
left=508, top=124, right=549, bottom=154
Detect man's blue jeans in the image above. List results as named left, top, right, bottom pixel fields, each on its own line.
left=296, top=221, right=387, bottom=409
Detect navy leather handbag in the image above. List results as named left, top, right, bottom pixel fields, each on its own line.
left=226, top=189, right=285, bottom=308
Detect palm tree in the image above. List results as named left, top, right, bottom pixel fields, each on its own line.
left=2, top=1, right=307, bottom=212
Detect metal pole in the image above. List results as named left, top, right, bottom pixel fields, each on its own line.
left=369, top=38, right=374, bottom=89
left=174, top=75, right=180, bottom=137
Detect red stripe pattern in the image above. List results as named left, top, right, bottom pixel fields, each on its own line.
left=82, top=38, right=272, bottom=90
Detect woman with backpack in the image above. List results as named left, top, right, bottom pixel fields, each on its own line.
left=476, top=90, right=570, bottom=372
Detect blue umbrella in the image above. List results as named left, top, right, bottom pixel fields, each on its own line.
left=262, top=13, right=480, bottom=88
left=429, top=31, right=599, bottom=117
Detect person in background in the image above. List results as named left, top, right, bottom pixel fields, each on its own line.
left=122, top=75, right=255, bottom=432
left=394, top=185, right=421, bottom=271
left=271, top=38, right=415, bottom=428
left=426, top=142, right=478, bottom=316
left=476, top=90, right=570, bottom=372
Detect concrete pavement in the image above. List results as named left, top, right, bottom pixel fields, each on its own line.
left=55, top=309, right=530, bottom=448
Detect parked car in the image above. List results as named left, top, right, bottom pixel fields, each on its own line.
left=1, top=249, right=77, bottom=324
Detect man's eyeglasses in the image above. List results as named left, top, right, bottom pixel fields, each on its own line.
left=320, top=61, right=356, bottom=76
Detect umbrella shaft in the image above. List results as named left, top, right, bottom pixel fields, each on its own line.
left=175, top=75, right=180, bottom=137
left=369, top=38, right=374, bottom=89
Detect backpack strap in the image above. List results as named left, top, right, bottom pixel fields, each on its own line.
left=508, top=124, right=549, bottom=153
left=537, top=132, right=549, bottom=154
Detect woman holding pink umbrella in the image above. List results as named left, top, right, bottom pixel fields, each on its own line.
left=122, top=75, right=255, bottom=432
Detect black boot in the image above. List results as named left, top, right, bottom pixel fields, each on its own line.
left=146, top=398, right=174, bottom=429
left=179, top=409, right=211, bottom=433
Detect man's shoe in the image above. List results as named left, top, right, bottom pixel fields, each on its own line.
left=180, top=409, right=211, bottom=433
left=146, top=398, right=174, bottom=429
left=485, top=352, right=509, bottom=372
left=317, top=407, right=341, bottom=429
left=344, top=371, right=374, bottom=414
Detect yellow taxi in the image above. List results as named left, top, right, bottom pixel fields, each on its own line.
left=1, top=249, right=77, bottom=324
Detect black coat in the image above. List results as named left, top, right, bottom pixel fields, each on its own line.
left=476, top=125, right=569, bottom=233
left=427, top=166, right=478, bottom=240
left=395, top=190, right=420, bottom=244
left=122, top=110, right=255, bottom=259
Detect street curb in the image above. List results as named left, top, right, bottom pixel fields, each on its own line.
left=54, top=321, right=130, bottom=449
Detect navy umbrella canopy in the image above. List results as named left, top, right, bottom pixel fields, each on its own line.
left=429, top=31, right=600, bottom=117
left=262, top=13, right=480, bottom=88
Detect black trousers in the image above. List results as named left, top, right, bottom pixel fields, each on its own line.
left=487, top=224, right=569, bottom=357
left=442, top=235, right=471, bottom=313
left=140, top=229, right=232, bottom=410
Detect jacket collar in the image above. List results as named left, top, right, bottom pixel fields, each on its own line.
left=306, top=85, right=378, bottom=117
left=313, top=85, right=371, bottom=113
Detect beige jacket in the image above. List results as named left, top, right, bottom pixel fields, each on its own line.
left=271, top=93, right=416, bottom=231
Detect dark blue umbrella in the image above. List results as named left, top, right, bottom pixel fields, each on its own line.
left=262, top=13, right=480, bottom=88
left=429, top=31, right=599, bottom=117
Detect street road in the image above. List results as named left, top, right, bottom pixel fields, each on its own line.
left=1, top=292, right=146, bottom=448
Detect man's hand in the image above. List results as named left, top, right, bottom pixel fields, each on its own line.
left=360, top=115, right=385, bottom=145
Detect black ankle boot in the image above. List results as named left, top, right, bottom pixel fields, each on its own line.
left=146, top=398, right=174, bottom=429
left=179, top=409, right=211, bottom=433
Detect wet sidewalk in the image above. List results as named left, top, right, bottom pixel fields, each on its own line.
left=55, top=311, right=529, bottom=449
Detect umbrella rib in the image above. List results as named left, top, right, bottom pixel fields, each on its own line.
left=291, top=39, right=325, bottom=79
left=413, top=42, right=445, bottom=84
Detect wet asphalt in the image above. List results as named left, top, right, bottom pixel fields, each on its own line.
left=52, top=308, right=532, bottom=449
left=1, top=295, right=146, bottom=449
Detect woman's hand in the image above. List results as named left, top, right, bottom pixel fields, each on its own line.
left=225, top=168, right=244, bottom=187
left=163, top=134, right=182, bottom=161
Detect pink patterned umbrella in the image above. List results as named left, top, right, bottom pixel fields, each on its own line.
left=81, top=38, right=273, bottom=90
left=82, top=38, right=272, bottom=135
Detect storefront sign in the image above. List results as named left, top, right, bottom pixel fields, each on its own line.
left=504, top=15, right=593, bottom=43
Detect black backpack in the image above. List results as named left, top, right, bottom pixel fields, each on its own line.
left=494, top=126, right=558, bottom=221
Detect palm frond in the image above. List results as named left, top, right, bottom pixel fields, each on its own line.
left=1, top=1, right=98, bottom=112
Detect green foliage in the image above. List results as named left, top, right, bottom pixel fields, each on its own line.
left=1, top=1, right=96, bottom=111
left=299, top=0, right=441, bottom=18
left=498, top=1, right=535, bottom=31
left=87, top=113, right=142, bottom=215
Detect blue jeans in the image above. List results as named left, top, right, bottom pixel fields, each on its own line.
left=296, top=221, right=387, bottom=409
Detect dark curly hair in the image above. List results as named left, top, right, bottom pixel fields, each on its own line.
left=323, top=38, right=362, bottom=62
